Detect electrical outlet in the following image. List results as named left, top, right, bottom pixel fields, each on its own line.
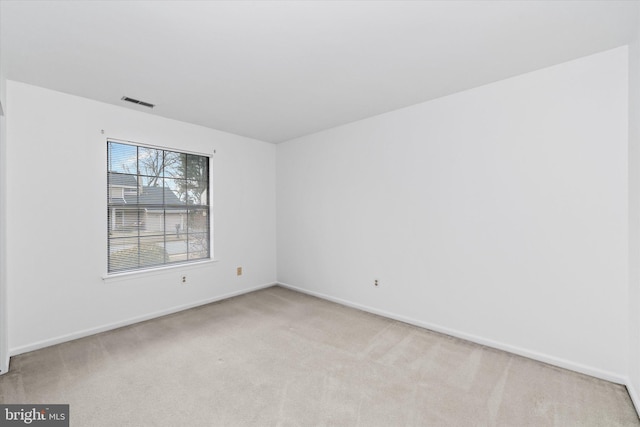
left=182, top=275, right=187, bottom=284
left=237, top=267, right=243, bottom=276
left=374, top=279, right=379, bottom=287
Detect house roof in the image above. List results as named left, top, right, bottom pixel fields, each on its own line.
left=131, top=185, right=183, bottom=206
left=109, top=173, right=137, bottom=187
left=109, top=174, right=184, bottom=206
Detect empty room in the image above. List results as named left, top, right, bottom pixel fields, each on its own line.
left=0, top=0, right=639, bottom=425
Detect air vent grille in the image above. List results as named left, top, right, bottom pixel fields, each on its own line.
left=121, top=96, right=155, bottom=108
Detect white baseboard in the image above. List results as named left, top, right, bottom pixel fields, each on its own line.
left=6, top=279, right=633, bottom=397
left=9, top=282, right=277, bottom=357
left=627, top=381, right=640, bottom=420
left=277, top=282, right=626, bottom=385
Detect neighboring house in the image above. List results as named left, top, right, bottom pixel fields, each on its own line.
left=108, top=173, right=186, bottom=234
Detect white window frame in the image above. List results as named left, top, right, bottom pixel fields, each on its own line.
left=104, top=138, right=215, bottom=280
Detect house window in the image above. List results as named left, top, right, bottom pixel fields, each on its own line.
left=107, top=140, right=210, bottom=273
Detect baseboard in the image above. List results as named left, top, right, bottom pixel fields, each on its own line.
left=7, top=279, right=630, bottom=391
left=627, top=381, right=640, bottom=419
left=277, top=282, right=626, bottom=385
left=9, top=281, right=277, bottom=357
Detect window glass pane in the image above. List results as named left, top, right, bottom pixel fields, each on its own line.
left=139, top=174, right=161, bottom=190
left=139, top=177, right=165, bottom=205
left=109, top=237, right=140, bottom=271
left=108, top=173, right=138, bottom=192
left=199, top=186, right=208, bottom=206
left=187, top=180, right=208, bottom=205
left=165, top=211, right=186, bottom=236
left=107, top=141, right=210, bottom=273
left=187, top=208, right=209, bottom=234
left=138, top=237, right=167, bottom=268
left=112, top=209, right=142, bottom=233
left=108, top=142, right=137, bottom=174
left=108, top=174, right=138, bottom=205
left=164, top=178, right=188, bottom=205
left=188, top=233, right=209, bottom=260
left=107, top=208, right=116, bottom=236
left=138, top=147, right=164, bottom=179
left=185, top=154, right=208, bottom=204
left=108, top=207, right=141, bottom=237
left=164, top=151, right=185, bottom=179
left=140, top=209, right=165, bottom=237
left=186, top=154, right=208, bottom=179
left=166, top=236, right=188, bottom=263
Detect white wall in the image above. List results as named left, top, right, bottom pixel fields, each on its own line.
left=0, top=37, right=7, bottom=373
left=628, top=4, right=640, bottom=411
left=6, top=81, right=276, bottom=353
left=277, top=47, right=629, bottom=382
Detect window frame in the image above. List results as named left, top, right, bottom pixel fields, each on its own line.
left=105, top=138, right=214, bottom=277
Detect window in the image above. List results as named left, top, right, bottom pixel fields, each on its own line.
left=107, top=140, right=210, bottom=273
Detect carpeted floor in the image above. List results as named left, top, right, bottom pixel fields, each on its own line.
left=0, top=285, right=638, bottom=426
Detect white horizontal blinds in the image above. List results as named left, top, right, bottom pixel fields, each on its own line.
left=107, top=141, right=210, bottom=273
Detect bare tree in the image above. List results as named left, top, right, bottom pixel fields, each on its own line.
left=176, top=154, right=208, bottom=205
left=137, top=148, right=180, bottom=186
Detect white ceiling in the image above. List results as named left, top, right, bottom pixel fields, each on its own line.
left=1, top=0, right=638, bottom=143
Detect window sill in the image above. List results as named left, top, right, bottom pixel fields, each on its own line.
left=102, top=259, right=219, bottom=283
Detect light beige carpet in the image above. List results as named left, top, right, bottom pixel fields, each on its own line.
left=0, top=286, right=638, bottom=426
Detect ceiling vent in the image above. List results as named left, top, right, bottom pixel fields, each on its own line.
left=121, top=96, right=155, bottom=108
